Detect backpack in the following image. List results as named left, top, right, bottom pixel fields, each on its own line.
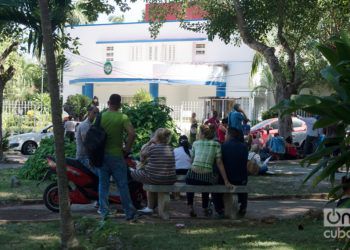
left=84, top=113, right=107, bottom=167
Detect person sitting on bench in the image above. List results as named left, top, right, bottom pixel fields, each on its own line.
left=131, top=128, right=176, bottom=214
left=213, top=127, right=248, bottom=218
left=186, top=124, right=233, bottom=217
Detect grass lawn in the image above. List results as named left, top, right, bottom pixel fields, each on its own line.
left=0, top=217, right=343, bottom=249
left=0, top=168, right=48, bottom=201
left=0, top=164, right=335, bottom=202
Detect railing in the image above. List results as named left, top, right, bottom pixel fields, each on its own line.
left=2, top=100, right=52, bottom=134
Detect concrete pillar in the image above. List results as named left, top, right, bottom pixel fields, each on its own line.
left=149, top=82, right=159, bottom=100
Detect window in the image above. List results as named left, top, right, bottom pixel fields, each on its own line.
left=148, top=47, right=153, bottom=60
left=154, top=46, right=158, bottom=60
left=131, top=46, right=142, bottom=61
left=148, top=46, right=159, bottom=61
left=270, top=121, right=279, bottom=130
left=161, top=45, right=175, bottom=61
left=196, top=50, right=205, bottom=55
left=106, top=46, right=114, bottom=61
left=195, top=43, right=206, bottom=55
left=293, top=120, right=303, bottom=128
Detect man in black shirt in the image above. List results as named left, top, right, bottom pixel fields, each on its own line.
left=213, top=127, right=248, bottom=217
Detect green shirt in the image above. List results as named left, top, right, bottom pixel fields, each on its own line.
left=100, top=111, right=131, bottom=157
left=191, top=139, right=221, bottom=171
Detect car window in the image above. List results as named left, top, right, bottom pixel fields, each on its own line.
left=270, top=121, right=279, bottom=129
left=251, top=119, right=274, bottom=130
left=293, top=120, right=303, bottom=128
left=45, top=126, right=53, bottom=133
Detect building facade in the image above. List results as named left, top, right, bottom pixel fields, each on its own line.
left=63, top=20, right=255, bottom=120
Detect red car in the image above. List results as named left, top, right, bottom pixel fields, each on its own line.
left=250, top=117, right=307, bottom=147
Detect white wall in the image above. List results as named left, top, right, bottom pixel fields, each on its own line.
left=63, top=21, right=255, bottom=109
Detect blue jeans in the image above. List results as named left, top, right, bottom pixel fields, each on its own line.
left=78, top=157, right=99, bottom=176
left=98, top=155, right=135, bottom=219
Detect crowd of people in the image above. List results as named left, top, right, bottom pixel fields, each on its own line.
left=72, top=94, right=255, bottom=220
left=72, top=93, right=341, bottom=220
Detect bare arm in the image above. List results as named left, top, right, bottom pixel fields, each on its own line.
left=216, top=158, right=233, bottom=188
left=124, top=122, right=136, bottom=154
left=241, top=111, right=249, bottom=122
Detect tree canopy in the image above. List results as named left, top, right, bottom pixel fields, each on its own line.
left=148, top=0, right=350, bottom=137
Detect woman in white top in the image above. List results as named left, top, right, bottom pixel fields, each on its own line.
left=174, top=135, right=192, bottom=175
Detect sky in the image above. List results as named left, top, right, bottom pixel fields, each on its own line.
left=96, top=0, right=146, bottom=23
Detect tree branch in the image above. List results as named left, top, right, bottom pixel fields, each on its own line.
left=233, top=0, right=287, bottom=88
left=0, top=41, right=18, bottom=64
left=277, top=16, right=295, bottom=84
left=2, top=66, right=15, bottom=84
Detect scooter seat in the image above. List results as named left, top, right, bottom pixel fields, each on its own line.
left=65, top=158, right=98, bottom=180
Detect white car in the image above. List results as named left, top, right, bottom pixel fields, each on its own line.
left=9, top=125, right=54, bottom=155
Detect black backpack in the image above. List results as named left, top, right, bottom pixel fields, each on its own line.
left=84, top=113, right=107, bottom=167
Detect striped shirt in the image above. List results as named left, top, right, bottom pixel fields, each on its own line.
left=191, top=139, right=221, bottom=172
left=145, top=144, right=176, bottom=182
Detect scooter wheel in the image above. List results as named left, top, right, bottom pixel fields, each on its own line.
left=43, top=183, right=60, bottom=212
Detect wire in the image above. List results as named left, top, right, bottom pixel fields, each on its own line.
left=65, top=51, right=251, bottom=81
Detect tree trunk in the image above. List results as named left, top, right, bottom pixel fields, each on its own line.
left=275, top=84, right=293, bottom=139
left=0, top=83, right=4, bottom=160
left=38, top=0, right=78, bottom=249
left=0, top=42, right=18, bottom=161
left=233, top=0, right=294, bottom=139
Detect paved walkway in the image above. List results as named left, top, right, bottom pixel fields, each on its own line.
left=0, top=198, right=333, bottom=222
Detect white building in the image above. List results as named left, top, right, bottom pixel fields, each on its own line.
left=63, top=20, right=255, bottom=121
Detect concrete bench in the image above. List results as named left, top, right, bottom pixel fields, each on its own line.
left=143, top=182, right=247, bottom=220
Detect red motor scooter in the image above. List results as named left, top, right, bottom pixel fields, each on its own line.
left=42, top=155, right=146, bottom=212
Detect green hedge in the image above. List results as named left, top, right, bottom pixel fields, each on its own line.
left=19, top=137, right=76, bottom=180
left=19, top=101, right=178, bottom=180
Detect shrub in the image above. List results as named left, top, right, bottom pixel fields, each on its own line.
left=132, top=89, right=152, bottom=105
left=63, top=94, right=91, bottom=121
left=20, top=101, right=178, bottom=179
left=122, top=101, right=179, bottom=155
left=2, top=132, right=9, bottom=152
left=261, top=109, right=278, bottom=120
left=19, top=137, right=76, bottom=180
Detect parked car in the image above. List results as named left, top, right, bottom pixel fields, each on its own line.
left=250, top=117, right=307, bottom=148
left=8, top=125, right=54, bottom=155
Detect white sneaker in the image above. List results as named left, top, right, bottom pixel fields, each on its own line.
left=138, top=207, right=153, bottom=214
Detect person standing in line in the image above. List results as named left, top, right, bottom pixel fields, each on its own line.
left=227, top=104, right=249, bottom=142
left=98, top=94, right=137, bottom=221
left=242, top=120, right=251, bottom=136
left=64, top=116, right=76, bottom=142
left=217, top=118, right=228, bottom=144
left=75, top=106, right=99, bottom=174
left=205, top=110, right=220, bottom=131
left=91, top=96, right=99, bottom=107
left=189, top=112, right=198, bottom=144
left=297, top=114, right=319, bottom=155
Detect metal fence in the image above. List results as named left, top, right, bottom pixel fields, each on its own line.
left=2, top=100, right=52, bottom=134
left=169, top=101, right=205, bottom=134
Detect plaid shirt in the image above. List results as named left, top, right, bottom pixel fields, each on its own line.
left=191, top=139, right=221, bottom=171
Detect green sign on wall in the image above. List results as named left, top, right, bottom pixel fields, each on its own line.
left=104, top=61, right=113, bottom=75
